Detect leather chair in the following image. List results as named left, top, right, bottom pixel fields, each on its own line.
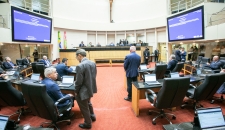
left=16, top=59, right=23, bottom=66
left=145, top=77, right=190, bottom=125
left=31, top=62, right=39, bottom=73
left=172, top=62, right=184, bottom=73
left=200, top=57, right=210, bottom=64
left=0, top=80, right=26, bottom=122
left=36, top=64, right=45, bottom=79
left=21, top=82, right=74, bottom=130
left=181, top=73, right=225, bottom=109
left=152, top=64, right=167, bottom=79
left=220, top=57, right=225, bottom=60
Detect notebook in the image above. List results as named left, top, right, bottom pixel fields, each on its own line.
left=70, top=66, right=76, bottom=72
left=144, top=74, right=160, bottom=85
left=170, top=72, right=180, bottom=78
left=58, top=76, right=74, bottom=87
left=196, top=107, right=225, bottom=130
left=140, top=64, right=148, bottom=71
left=0, top=115, right=9, bottom=130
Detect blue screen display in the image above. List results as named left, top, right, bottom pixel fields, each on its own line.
left=11, top=6, right=52, bottom=43
left=167, top=6, right=204, bottom=42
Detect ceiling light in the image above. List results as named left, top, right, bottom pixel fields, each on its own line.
left=25, top=44, right=28, bottom=47
left=180, top=42, right=183, bottom=44
left=0, top=42, right=3, bottom=45
left=37, top=44, right=40, bottom=46
left=215, top=40, right=219, bottom=43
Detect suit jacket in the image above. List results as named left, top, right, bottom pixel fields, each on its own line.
left=56, top=63, right=73, bottom=78
left=124, top=52, right=141, bottom=77
left=3, top=61, right=16, bottom=69
left=40, top=59, right=51, bottom=66
left=75, top=57, right=97, bottom=100
left=180, top=51, right=187, bottom=61
left=167, top=59, right=178, bottom=71
left=143, top=50, right=150, bottom=59
left=22, top=58, right=30, bottom=65
left=207, top=61, right=223, bottom=70
left=175, top=50, right=181, bottom=61
left=42, top=78, right=71, bottom=108
left=154, top=50, right=159, bottom=56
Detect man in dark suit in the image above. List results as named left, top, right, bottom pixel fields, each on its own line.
left=22, top=55, right=31, bottom=66
left=41, top=67, right=74, bottom=115
left=154, top=48, right=160, bottom=62
left=3, top=57, right=17, bottom=69
left=75, top=49, right=97, bottom=129
left=143, top=47, right=150, bottom=65
left=175, top=47, right=181, bottom=62
left=124, top=46, right=141, bottom=101
left=56, top=58, right=73, bottom=79
left=40, top=55, right=51, bottom=67
left=167, top=54, right=178, bottom=71
left=205, top=56, right=222, bottom=70
left=79, top=41, right=85, bottom=47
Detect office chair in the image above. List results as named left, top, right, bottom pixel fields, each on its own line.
left=36, top=64, right=45, bottom=79
left=172, top=62, right=184, bottom=73
left=200, top=57, right=210, bottom=64
left=181, top=73, right=225, bottom=109
left=220, top=57, right=225, bottom=60
left=152, top=64, right=167, bottom=79
left=0, top=80, right=26, bottom=122
left=31, top=62, right=38, bottom=73
left=16, top=59, right=23, bottom=66
left=21, top=82, right=74, bottom=130
left=145, top=77, right=190, bottom=125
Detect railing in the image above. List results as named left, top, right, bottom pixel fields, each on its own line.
left=208, top=7, right=225, bottom=26
left=8, top=0, right=51, bottom=16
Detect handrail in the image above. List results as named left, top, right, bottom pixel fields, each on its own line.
left=209, top=7, right=225, bottom=26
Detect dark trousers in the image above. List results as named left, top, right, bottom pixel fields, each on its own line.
left=217, top=83, right=225, bottom=94
left=155, top=56, right=158, bottom=62
left=76, top=96, right=95, bottom=124
left=188, top=54, right=192, bottom=60
left=144, top=58, right=149, bottom=65
left=127, top=77, right=137, bottom=98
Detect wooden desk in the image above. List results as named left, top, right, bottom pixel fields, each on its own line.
left=132, top=81, right=162, bottom=116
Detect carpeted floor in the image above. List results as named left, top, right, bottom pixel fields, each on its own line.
left=1, top=66, right=225, bottom=130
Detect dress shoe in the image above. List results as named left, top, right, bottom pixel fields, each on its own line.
left=124, top=97, right=131, bottom=101
left=91, top=115, right=96, bottom=122
left=79, top=123, right=92, bottom=129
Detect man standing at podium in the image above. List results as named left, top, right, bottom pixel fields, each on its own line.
left=124, top=46, right=141, bottom=101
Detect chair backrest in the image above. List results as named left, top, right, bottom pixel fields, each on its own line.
left=16, top=59, right=23, bottom=66
left=194, top=73, right=225, bottom=101
left=21, top=82, right=57, bottom=122
left=155, top=77, right=190, bottom=109
left=36, top=64, right=45, bottom=78
left=220, top=57, right=225, bottom=60
left=201, top=57, right=210, bottom=64
left=154, top=64, right=167, bottom=79
left=31, top=62, right=39, bottom=73
left=0, top=80, right=25, bottom=107
left=196, top=56, right=203, bottom=64
left=172, top=62, right=184, bottom=72
left=220, top=60, right=225, bottom=69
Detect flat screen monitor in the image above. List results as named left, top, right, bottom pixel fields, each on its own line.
left=167, top=6, right=204, bottom=42
left=11, top=6, right=52, bottom=43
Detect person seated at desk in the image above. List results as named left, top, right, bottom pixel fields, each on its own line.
left=56, top=58, right=73, bottom=79
left=22, top=55, right=31, bottom=66
left=109, top=42, right=115, bottom=46
left=42, top=67, right=74, bottom=112
left=87, top=42, right=92, bottom=47
left=40, top=55, right=51, bottom=67
left=96, top=42, right=101, bottom=47
left=3, top=57, right=17, bottom=69
left=204, top=56, right=222, bottom=70
left=79, top=41, right=85, bottom=47
left=167, top=54, right=178, bottom=71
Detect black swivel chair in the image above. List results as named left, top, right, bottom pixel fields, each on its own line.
left=36, top=64, right=45, bottom=79
left=0, top=80, right=26, bottom=122
left=181, top=73, right=225, bottom=109
left=21, top=82, right=74, bottom=130
left=16, top=59, right=23, bottom=66
left=145, top=77, right=190, bottom=125
left=31, top=62, right=39, bottom=73
left=172, top=62, right=184, bottom=73
left=152, top=64, right=167, bottom=79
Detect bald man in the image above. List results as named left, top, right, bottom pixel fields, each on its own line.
left=205, top=56, right=222, bottom=70
left=124, top=46, right=141, bottom=101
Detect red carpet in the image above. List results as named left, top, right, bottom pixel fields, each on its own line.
left=1, top=66, right=225, bottom=130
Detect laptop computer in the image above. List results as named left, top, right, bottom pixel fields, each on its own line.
left=140, top=64, right=148, bottom=71
left=30, top=73, right=40, bottom=82
left=0, top=115, right=9, bottom=130
left=144, top=74, right=160, bottom=85
left=196, top=107, right=225, bottom=130
left=70, top=66, right=76, bottom=72
left=170, top=72, right=180, bottom=78
left=58, top=76, right=74, bottom=88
